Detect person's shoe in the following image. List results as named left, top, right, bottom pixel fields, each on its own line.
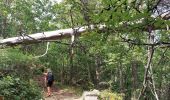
left=46, top=94, right=51, bottom=97
left=47, top=93, right=51, bottom=97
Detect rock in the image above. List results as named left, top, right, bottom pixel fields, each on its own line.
left=78, top=89, right=100, bottom=100
left=98, top=82, right=110, bottom=89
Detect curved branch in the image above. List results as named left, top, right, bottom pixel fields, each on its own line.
left=33, top=42, right=50, bottom=58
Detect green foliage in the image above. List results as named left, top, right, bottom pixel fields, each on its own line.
left=0, top=48, right=43, bottom=99
left=0, top=76, right=42, bottom=100
left=99, top=90, right=124, bottom=100
left=0, top=0, right=170, bottom=99
left=0, top=48, right=40, bottom=78
left=0, top=0, right=55, bottom=38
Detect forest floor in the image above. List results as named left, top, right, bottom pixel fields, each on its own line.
left=43, top=86, right=81, bottom=100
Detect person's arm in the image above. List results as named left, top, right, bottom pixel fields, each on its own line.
left=43, top=73, right=47, bottom=86
left=43, top=72, right=47, bottom=76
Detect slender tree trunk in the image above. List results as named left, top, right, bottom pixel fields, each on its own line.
left=149, top=32, right=159, bottom=100
left=132, top=61, right=138, bottom=89
left=87, top=61, right=91, bottom=83
left=69, top=7, right=75, bottom=85
left=61, top=55, right=65, bottom=84
left=119, top=62, right=124, bottom=93
left=1, top=0, right=12, bottom=38
left=80, top=0, right=90, bottom=25
left=69, top=35, right=75, bottom=84
left=167, top=85, right=170, bottom=100
left=2, top=17, right=7, bottom=38
left=131, top=61, right=138, bottom=100
left=138, top=26, right=159, bottom=100
left=94, top=55, right=102, bottom=88
left=95, top=66, right=100, bottom=88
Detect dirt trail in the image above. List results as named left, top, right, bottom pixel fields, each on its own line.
left=44, top=89, right=80, bottom=100
left=35, top=75, right=81, bottom=100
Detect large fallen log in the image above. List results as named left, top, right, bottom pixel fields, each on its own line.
left=0, top=25, right=105, bottom=46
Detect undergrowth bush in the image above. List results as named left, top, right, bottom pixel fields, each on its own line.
left=0, top=76, right=42, bottom=100
left=0, top=48, right=42, bottom=99
left=99, top=90, right=124, bottom=100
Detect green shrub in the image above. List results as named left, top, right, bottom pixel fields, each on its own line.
left=0, top=76, right=42, bottom=100
left=99, top=90, right=124, bottom=100
left=0, top=48, right=41, bottom=79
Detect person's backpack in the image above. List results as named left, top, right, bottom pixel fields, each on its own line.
left=47, top=72, right=54, bottom=82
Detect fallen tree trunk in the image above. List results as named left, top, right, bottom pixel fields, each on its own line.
left=0, top=25, right=105, bottom=46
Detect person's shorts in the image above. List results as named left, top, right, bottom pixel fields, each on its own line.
left=47, top=81, right=53, bottom=87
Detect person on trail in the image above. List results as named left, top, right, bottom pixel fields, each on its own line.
left=44, top=68, right=54, bottom=96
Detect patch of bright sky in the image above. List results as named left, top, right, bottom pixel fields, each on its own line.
left=50, top=0, right=63, bottom=3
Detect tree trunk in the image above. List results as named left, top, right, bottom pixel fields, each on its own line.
left=1, top=0, right=9, bottom=38
left=80, top=0, right=90, bottom=25
left=131, top=61, right=138, bottom=100
left=95, top=66, right=99, bottom=88
left=94, top=55, right=102, bottom=88
left=69, top=35, right=75, bottom=84
left=119, top=62, right=124, bottom=93
left=167, top=85, right=170, bottom=100
left=61, top=55, right=65, bottom=84
left=132, top=61, right=138, bottom=89
left=0, top=25, right=105, bottom=46
left=2, top=17, right=7, bottom=38
left=138, top=25, right=159, bottom=100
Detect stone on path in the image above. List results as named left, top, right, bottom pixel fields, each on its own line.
left=76, top=89, right=100, bottom=100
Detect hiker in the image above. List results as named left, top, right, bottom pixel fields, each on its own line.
left=43, top=68, right=54, bottom=96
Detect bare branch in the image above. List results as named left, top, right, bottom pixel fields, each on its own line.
left=33, top=42, right=50, bottom=58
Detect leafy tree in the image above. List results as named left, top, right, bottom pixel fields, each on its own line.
left=0, top=0, right=170, bottom=99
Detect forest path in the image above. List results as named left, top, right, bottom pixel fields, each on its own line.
left=43, top=88, right=81, bottom=100
left=35, top=75, right=81, bottom=100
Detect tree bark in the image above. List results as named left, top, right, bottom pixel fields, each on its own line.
left=69, top=34, right=75, bottom=84
left=138, top=25, right=159, bottom=100
left=80, top=0, right=90, bottom=25
left=119, top=62, right=124, bottom=93
left=131, top=61, right=138, bottom=99
left=167, top=85, right=170, bottom=100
